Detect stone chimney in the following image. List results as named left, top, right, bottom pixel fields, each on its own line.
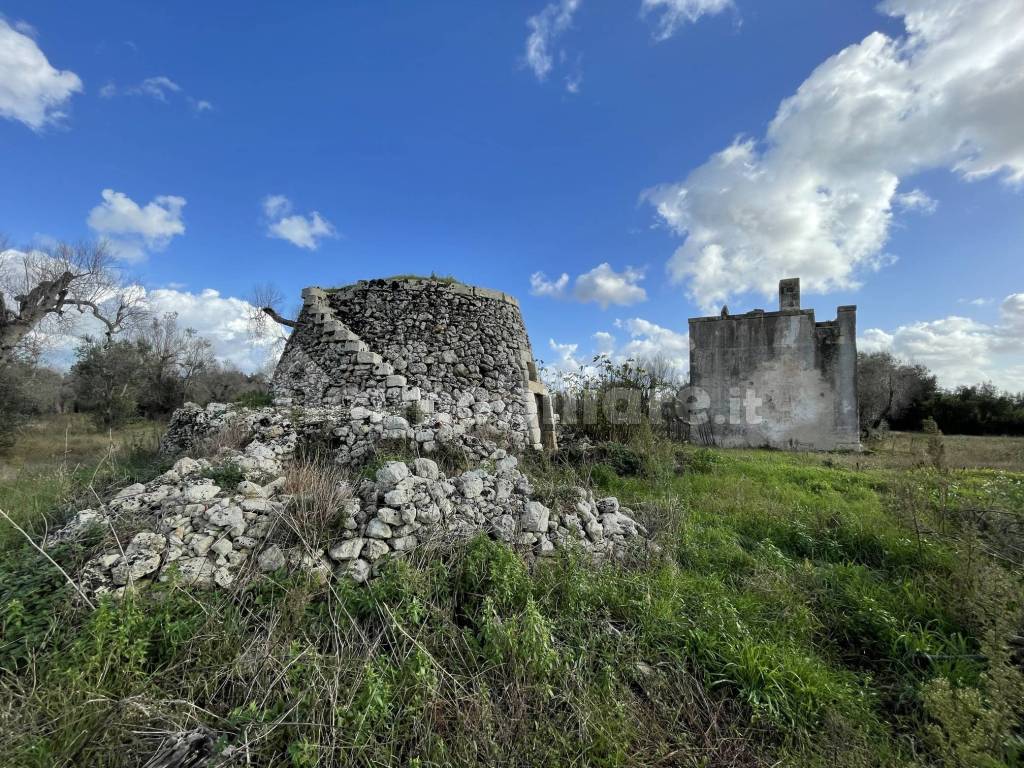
left=779, top=278, right=800, bottom=310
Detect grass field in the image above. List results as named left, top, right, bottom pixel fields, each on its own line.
left=0, top=419, right=1022, bottom=767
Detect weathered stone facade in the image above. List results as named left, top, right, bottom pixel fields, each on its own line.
left=688, top=278, right=860, bottom=451
left=271, top=278, right=556, bottom=452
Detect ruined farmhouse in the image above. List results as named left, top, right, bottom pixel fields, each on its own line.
left=688, top=278, right=860, bottom=451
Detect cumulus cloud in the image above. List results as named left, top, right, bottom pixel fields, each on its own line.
left=573, top=263, right=647, bottom=308
left=530, top=263, right=647, bottom=307
left=646, top=0, right=1024, bottom=312
left=18, top=279, right=285, bottom=373
left=547, top=338, right=586, bottom=373
left=529, top=271, right=569, bottom=298
left=145, top=287, right=286, bottom=372
left=524, top=0, right=581, bottom=82
left=262, top=195, right=337, bottom=250
left=87, top=188, right=186, bottom=262
left=546, top=317, right=690, bottom=383
left=861, top=292, right=1024, bottom=389
left=592, top=330, right=616, bottom=354
left=0, top=18, right=82, bottom=130
left=614, top=317, right=689, bottom=372
left=640, top=0, right=733, bottom=41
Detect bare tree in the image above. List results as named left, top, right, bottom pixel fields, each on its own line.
left=250, top=282, right=299, bottom=332
left=0, top=239, right=146, bottom=367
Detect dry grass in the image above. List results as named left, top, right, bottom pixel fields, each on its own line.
left=282, top=458, right=355, bottom=551
left=800, top=431, right=1024, bottom=473
left=0, top=414, right=162, bottom=483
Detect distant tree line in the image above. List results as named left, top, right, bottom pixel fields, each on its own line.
left=0, top=312, right=269, bottom=449
left=857, top=351, right=1024, bottom=437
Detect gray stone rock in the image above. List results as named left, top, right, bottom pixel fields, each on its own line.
left=347, top=559, right=371, bottom=583
left=521, top=501, right=550, bottom=533
left=390, top=535, right=418, bottom=551
left=413, top=458, right=439, bottom=480
left=257, top=545, right=286, bottom=572
left=362, top=539, right=390, bottom=561
left=366, top=518, right=393, bottom=539
left=176, top=557, right=216, bottom=587
left=328, top=538, right=365, bottom=561
left=375, top=461, right=409, bottom=489
left=185, top=484, right=221, bottom=503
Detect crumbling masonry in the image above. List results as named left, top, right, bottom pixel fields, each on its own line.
left=271, top=277, right=557, bottom=452
left=687, top=278, right=860, bottom=451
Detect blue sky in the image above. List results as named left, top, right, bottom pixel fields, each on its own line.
left=2, top=0, right=1022, bottom=387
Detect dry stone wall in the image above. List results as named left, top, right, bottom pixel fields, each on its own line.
left=272, top=278, right=556, bottom=452
left=56, top=403, right=647, bottom=598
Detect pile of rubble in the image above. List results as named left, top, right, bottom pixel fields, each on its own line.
left=53, top=403, right=649, bottom=597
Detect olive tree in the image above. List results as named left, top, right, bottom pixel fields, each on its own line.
left=0, top=239, right=145, bottom=367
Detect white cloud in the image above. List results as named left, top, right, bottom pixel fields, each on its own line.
left=262, top=195, right=337, bottom=250
left=646, top=0, right=1024, bottom=312
left=145, top=287, right=286, bottom=372
left=593, top=330, right=616, bottom=354
left=524, top=0, right=581, bottom=82
left=262, top=195, right=292, bottom=219
left=0, top=18, right=82, bottom=130
left=530, top=270, right=569, bottom=298
left=104, top=75, right=212, bottom=113
left=894, top=188, right=937, bottom=214
left=87, top=188, right=186, bottom=262
left=546, top=316, right=690, bottom=382
left=615, top=317, right=689, bottom=372
left=549, top=338, right=581, bottom=365
left=641, top=0, right=733, bottom=41
left=861, top=292, right=1024, bottom=389
left=10, top=279, right=285, bottom=374
left=130, top=75, right=181, bottom=101
left=530, top=263, right=648, bottom=307
left=573, top=263, right=647, bottom=308
left=957, top=297, right=992, bottom=306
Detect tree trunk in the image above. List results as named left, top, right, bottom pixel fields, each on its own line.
left=0, top=271, right=75, bottom=367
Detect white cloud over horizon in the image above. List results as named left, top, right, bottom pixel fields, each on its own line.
left=0, top=18, right=82, bottom=130
left=546, top=316, right=689, bottom=381
left=87, top=189, right=187, bottom=262
left=11, top=277, right=287, bottom=374
left=530, top=262, right=647, bottom=308
left=262, top=195, right=337, bottom=250
left=861, top=292, right=1024, bottom=390
left=646, top=0, right=1024, bottom=312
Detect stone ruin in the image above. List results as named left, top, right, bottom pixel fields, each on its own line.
left=272, top=277, right=557, bottom=452
left=52, top=278, right=651, bottom=598
left=687, top=278, right=860, bottom=451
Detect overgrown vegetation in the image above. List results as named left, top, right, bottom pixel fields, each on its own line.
left=2, top=418, right=1022, bottom=766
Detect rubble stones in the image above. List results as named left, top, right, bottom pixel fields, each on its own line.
left=59, top=398, right=648, bottom=598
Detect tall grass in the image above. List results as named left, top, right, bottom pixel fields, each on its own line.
left=1, top=422, right=1022, bottom=766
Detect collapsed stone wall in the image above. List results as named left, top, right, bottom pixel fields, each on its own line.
left=57, top=403, right=647, bottom=598
left=272, top=278, right=556, bottom=452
